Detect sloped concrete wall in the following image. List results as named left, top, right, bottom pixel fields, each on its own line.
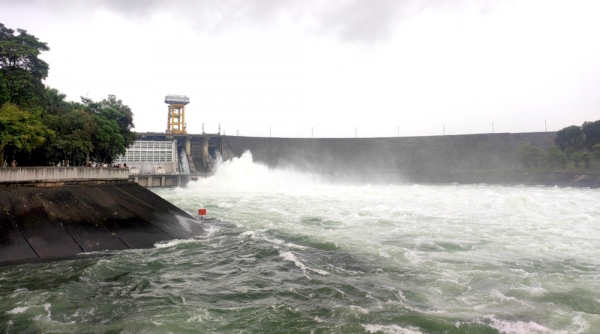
left=0, top=183, right=203, bottom=265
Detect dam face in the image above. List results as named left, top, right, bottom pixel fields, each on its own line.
left=223, top=132, right=557, bottom=182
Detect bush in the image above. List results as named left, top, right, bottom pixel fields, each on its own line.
left=545, top=145, right=566, bottom=169
left=580, top=152, right=592, bottom=169
left=571, top=151, right=581, bottom=168
left=516, top=144, right=544, bottom=169
left=593, top=144, right=600, bottom=160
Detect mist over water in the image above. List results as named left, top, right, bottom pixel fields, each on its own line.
left=2, top=152, right=600, bottom=333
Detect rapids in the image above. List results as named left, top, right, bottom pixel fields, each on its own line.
left=1, top=152, right=600, bottom=333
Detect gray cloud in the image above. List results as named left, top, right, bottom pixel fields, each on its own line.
left=318, top=0, right=407, bottom=42
left=1, top=0, right=478, bottom=42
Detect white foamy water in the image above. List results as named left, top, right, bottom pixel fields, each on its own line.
left=155, top=152, right=600, bottom=333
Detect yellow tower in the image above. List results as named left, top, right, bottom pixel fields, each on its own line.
left=165, top=94, right=190, bottom=134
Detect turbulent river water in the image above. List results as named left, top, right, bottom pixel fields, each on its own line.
left=2, top=152, right=600, bottom=333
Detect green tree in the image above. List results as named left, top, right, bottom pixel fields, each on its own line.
left=21, top=88, right=85, bottom=166
left=516, top=144, right=543, bottom=169
left=0, top=24, right=137, bottom=167
left=546, top=145, right=566, bottom=170
left=91, top=114, right=124, bottom=164
left=48, top=108, right=95, bottom=165
left=555, top=125, right=583, bottom=151
left=0, top=23, right=49, bottom=107
left=0, top=103, right=52, bottom=165
left=103, top=95, right=136, bottom=148
left=579, top=152, right=592, bottom=169
left=570, top=151, right=581, bottom=168
left=82, top=95, right=135, bottom=164
left=581, top=120, right=600, bottom=150
left=569, top=152, right=581, bottom=167
left=43, top=87, right=69, bottom=115
left=564, top=147, right=576, bottom=161
left=593, top=144, right=600, bottom=160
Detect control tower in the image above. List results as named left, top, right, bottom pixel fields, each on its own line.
left=165, top=94, right=190, bottom=134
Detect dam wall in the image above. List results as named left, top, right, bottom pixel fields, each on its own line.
left=223, top=132, right=557, bottom=182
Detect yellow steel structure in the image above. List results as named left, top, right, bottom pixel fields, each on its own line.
left=166, top=104, right=186, bottom=134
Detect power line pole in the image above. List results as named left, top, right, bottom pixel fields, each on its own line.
left=397, top=125, right=399, bottom=137
left=355, top=127, right=357, bottom=138
left=492, top=122, right=494, bottom=133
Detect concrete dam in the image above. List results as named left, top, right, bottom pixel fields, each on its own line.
left=134, top=131, right=559, bottom=184
left=223, top=132, right=557, bottom=183
left=223, top=131, right=600, bottom=187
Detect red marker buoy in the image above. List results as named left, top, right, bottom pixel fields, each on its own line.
left=198, top=208, right=207, bottom=216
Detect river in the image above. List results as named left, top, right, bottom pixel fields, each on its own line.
left=1, top=152, right=600, bottom=333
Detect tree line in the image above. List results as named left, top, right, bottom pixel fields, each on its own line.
left=0, top=23, right=135, bottom=167
left=517, top=120, right=600, bottom=170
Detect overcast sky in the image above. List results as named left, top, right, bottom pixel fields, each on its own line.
left=1, top=0, right=599, bottom=137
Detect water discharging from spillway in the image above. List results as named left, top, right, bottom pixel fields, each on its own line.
left=178, top=147, right=191, bottom=175
left=1, top=151, right=600, bottom=333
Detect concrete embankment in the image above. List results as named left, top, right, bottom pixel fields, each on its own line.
left=0, top=168, right=202, bottom=265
